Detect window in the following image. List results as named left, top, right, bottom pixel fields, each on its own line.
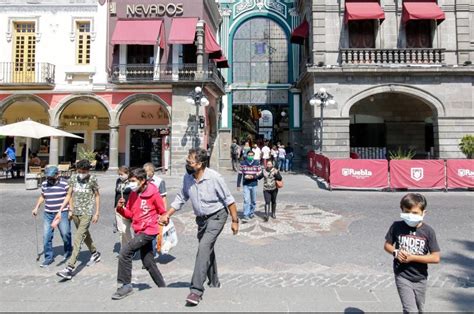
left=406, top=20, right=432, bottom=48
left=232, top=18, right=288, bottom=84
left=76, top=21, right=91, bottom=64
left=13, top=22, right=36, bottom=82
left=349, top=20, right=375, bottom=48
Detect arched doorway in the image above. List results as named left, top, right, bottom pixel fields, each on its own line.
left=57, top=97, right=110, bottom=166
left=231, top=17, right=290, bottom=146
left=349, top=93, right=437, bottom=159
left=0, top=95, right=50, bottom=163
left=117, top=96, right=170, bottom=168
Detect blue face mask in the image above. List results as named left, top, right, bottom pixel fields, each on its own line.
left=400, top=213, right=423, bottom=227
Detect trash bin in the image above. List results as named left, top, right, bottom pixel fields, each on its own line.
left=25, top=173, right=39, bottom=190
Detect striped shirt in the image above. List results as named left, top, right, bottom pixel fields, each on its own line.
left=41, top=179, right=69, bottom=213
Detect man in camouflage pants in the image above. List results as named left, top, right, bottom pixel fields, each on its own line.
left=56, top=159, right=102, bottom=280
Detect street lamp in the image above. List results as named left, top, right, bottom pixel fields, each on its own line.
left=309, top=87, right=336, bottom=153
left=186, top=86, right=210, bottom=148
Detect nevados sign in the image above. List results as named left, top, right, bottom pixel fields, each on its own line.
left=127, top=3, right=184, bottom=17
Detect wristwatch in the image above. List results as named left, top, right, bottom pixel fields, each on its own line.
left=232, top=218, right=239, bottom=223
left=393, top=249, right=399, bottom=258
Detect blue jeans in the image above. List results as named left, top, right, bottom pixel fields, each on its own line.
left=243, top=185, right=257, bottom=218
left=285, top=157, right=293, bottom=172
left=278, top=158, right=285, bottom=171
left=43, top=211, right=72, bottom=262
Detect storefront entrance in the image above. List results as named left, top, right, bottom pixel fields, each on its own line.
left=63, top=133, right=84, bottom=163
left=127, top=127, right=169, bottom=168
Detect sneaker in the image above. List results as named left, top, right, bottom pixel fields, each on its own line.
left=186, top=292, right=202, bottom=306
left=56, top=266, right=74, bottom=280
left=249, top=213, right=255, bottom=219
left=208, top=282, right=222, bottom=288
left=241, top=216, right=250, bottom=223
left=63, top=252, right=72, bottom=261
left=111, top=284, right=133, bottom=300
left=40, top=259, right=54, bottom=268
left=87, top=251, right=101, bottom=266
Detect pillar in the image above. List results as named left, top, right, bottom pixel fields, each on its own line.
left=108, top=125, right=119, bottom=171
left=196, top=20, right=205, bottom=79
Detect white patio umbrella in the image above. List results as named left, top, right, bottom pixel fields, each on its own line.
left=0, top=118, right=83, bottom=182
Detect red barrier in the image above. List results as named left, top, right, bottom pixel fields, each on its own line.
left=446, top=159, right=474, bottom=189
left=314, top=153, right=330, bottom=181
left=307, top=151, right=315, bottom=174
left=329, top=159, right=389, bottom=189
left=390, top=160, right=445, bottom=189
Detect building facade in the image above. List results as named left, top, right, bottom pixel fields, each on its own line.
left=0, top=0, right=227, bottom=174
left=295, top=0, right=474, bottom=160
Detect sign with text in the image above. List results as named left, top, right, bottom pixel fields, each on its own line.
left=329, top=159, right=388, bottom=189
left=127, top=3, right=184, bottom=17
left=446, top=159, right=474, bottom=189
left=390, top=160, right=445, bottom=189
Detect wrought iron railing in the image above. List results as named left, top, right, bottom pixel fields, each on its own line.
left=110, top=63, right=225, bottom=90
left=340, top=48, right=445, bottom=65
left=0, top=62, right=55, bottom=85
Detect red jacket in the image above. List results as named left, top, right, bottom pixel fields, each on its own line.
left=116, top=183, right=166, bottom=235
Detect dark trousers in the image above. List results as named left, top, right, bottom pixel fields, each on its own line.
left=190, top=208, right=228, bottom=296
left=231, top=155, right=239, bottom=171
left=263, top=189, right=278, bottom=206
left=117, top=233, right=166, bottom=287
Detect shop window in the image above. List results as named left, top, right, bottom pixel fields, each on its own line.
left=349, top=20, right=375, bottom=49
left=406, top=20, right=432, bottom=48
left=76, top=21, right=91, bottom=64
left=127, top=45, right=154, bottom=64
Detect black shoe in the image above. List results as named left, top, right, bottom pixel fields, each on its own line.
left=87, top=251, right=101, bottom=266
left=112, top=284, right=133, bottom=300
left=186, top=292, right=202, bottom=306
left=56, top=266, right=74, bottom=280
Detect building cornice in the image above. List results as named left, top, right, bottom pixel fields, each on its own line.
left=306, top=66, right=474, bottom=76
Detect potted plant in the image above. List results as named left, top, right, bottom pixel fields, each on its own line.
left=459, top=135, right=474, bottom=159
left=388, top=147, right=416, bottom=160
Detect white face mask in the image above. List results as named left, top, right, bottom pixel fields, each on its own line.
left=400, top=213, right=423, bottom=227
left=77, top=173, right=88, bottom=180
left=119, top=174, right=128, bottom=181
left=128, top=181, right=140, bottom=192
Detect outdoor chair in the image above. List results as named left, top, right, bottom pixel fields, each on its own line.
left=29, top=166, right=44, bottom=184
left=58, top=163, right=72, bottom=178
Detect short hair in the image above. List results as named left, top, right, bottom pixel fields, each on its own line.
left=247, top=150, right=255, bottom=155
left=129, top=168, right=147, bottom=181
left=118, top=165, right=129, bottom=174
left=400, top=193, right=427, bottom=211
left=143, top=162, right=155, bottom=172
left=76, top=159, right=91, bottom=170
left=188, top=148, right=208, bottom=167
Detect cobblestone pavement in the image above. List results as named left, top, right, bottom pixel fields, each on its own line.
left=0, top=171, right=472, bottom=311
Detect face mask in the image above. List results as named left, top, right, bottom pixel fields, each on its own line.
left=128, top=182, right=139, bottom=192
left=77, top=173, right=88, bottom=180
left=400, top=213, right=423, bottom=227
left=266, top=166, right=273, bottom=171
left=119, top=174, right=128, bottom=181
left=186, top=164, right=197, bottom=175
left=247, top=156, right=254, bottom=162
left=47, top=178, right=57, bottom=185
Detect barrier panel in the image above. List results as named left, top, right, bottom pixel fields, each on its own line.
left=329, top=159, right=389, bottom=189
left=390, top=160, right=445, bottom=189
left=314, top=153, right=330, bottom=181
left=446, top=159, right=474, bottom=189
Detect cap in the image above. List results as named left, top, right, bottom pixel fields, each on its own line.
left=44, top=166, right=59, bottom=177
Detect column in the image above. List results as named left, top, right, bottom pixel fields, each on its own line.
left=108, top=125, right=119, bottom=171
left=119, top=45, right=127, bottom=82
left=49, top=136, right=59, bottom=165
left=153, top=44, right=161, bottom=80
left=196, top=20, right=205, bottom=79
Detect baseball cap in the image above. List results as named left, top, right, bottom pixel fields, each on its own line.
left=45, top=166, right=59, bottom=177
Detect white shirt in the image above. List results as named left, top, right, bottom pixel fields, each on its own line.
left=261, top=146, right=271, bottom=159
left=252, top=147, right=261, bottom=160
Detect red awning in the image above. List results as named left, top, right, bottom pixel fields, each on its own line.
left=205, top=24, right=222, bottom=59
left=168, top=17, right=198, bottom=45
left=213, top=55, right=229, bottom=68
left=111, top=20, right=165, bottom=48
left=402, top=2, right=445, bottom=24
left=290, top=19, right=309, bottom=45
left=344, top=2, right=385, bottom=23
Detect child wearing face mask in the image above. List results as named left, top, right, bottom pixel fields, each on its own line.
left=112, top=168, right=167, bottom=300
left=113, top=166, right=132, bottom=250
left=384, top=193, right=441, bottom=313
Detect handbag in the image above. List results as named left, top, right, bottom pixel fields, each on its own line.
left=156, top=219, right=178, bottom=255
left=275, top=179, right=283, bottom=189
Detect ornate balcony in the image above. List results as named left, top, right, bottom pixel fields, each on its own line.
left=0, top=62, right=55, bottom=89
left=109, top=63, right=225, bottom=92
left=340, top=48, right=445, bottom=65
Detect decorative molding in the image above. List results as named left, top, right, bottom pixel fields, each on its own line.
left=6, top=16, right=41, bottom=43
left=265, top=0, right=287, bottom=19
left=69, top=16, right=96, bottom=42
left=233, top=0, right=287, bottom=19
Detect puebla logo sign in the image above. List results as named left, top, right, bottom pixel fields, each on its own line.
left=341, top=168, right=372, bottom=179
left=410, top=168, right=424, bottom=181
left=458, top=169, right=474, bottom=178
left=127, top=3, right=184, bottom=17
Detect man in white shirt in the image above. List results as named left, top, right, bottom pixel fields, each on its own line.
left=252, top=144, right=261, bottom=162
left=261, top=142, right=271, bottom=166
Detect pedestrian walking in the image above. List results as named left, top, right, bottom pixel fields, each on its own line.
left=384, top=193, right=441, bottom=313
left=242, top=141, right=251, bottom=160
left=32, top=166, right=72, bottom=267
left=252, top=144, right=261, bottom=163
left=4, top=143, right=17, bottom=178
left=285, top=143, right=294, bottom=172
left=112, top=168, right=167, bottom=300
left=230, top=138, right=241, bottom=172
left=114, top=166, right=132, bottom=250
left=56, top=159, right=101, bottom=280
left=256, top=160, right=282, bottom=221
left=277, top=145, right=286, bottom=171
left=237, top=150, right=260, bottom=222
left=270, top=145, right=278, bottom=164
left=159, top=148, right=239, bottom=306
left=261, top=141, right=271, bottom=166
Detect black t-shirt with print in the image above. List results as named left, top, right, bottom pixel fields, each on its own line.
left=385, top=221, right=440, bottom=282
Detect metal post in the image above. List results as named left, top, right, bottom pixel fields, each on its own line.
left=195, top=97, right=200, bottom=148
left=320, top=101, right=324, bottom=154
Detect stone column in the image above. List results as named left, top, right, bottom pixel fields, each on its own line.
left=196, top=20, right=205, bottom=79
left=108, top=125, right=119, bottom=171
left=49, top=136, right=59, bottom=165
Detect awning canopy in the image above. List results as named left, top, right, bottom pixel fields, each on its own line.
left=290, top=19, right=309, bottom=44
left=213, top=55, right=229, bottom=68
left=168, top=17, right=198, bottom=44
left=344, top=2, right=385, bottom=23
left=205, top=25, right=222, bottom=59
left=402, top=2, right=445, bottom=24
left=111, top=20, right=165, bottom=48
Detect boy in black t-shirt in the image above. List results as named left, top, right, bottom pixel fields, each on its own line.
left=384, top=193, right=440, bottom=313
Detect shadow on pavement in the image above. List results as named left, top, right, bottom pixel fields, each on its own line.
left=344, top=307, right=365, bottom=313
left=132, top=283, right=152, bottom=291
left=442, top=240, right=474, bottom=287
left=167, top=281, right=191, bottom=288
left=156, top=254, right=176, bottom=264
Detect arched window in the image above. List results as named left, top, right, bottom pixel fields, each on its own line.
left=233, top=18, right=288, bottom=84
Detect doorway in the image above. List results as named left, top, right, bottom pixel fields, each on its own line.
left=127, top=127, right=169, bottom=168
left=63, top=133, right=84, bottom=163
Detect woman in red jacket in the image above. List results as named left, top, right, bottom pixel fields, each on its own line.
left=112, top=168, right=166, bottom=300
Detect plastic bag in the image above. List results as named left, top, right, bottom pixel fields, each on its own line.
left=156, top=219, right=178, bottom=255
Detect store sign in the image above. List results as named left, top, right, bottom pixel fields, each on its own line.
left=141, top=109, right=167, bottom=120
left=126, top=3, right=184, bottom=17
